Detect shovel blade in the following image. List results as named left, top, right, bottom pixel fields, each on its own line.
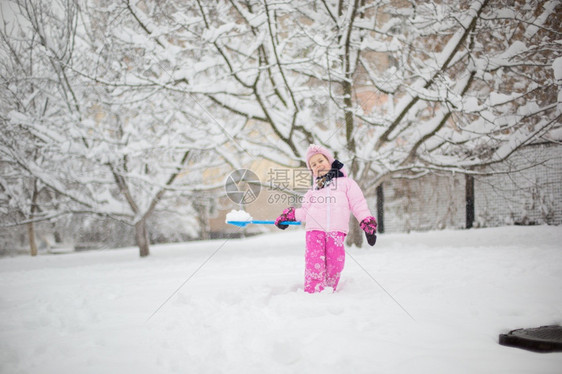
left=226, top=221, right=250, bottom=227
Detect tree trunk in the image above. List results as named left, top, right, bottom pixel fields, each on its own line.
left=135, top=219, right=150, bottom=257
left=194, top=198, right=210, bottom=240
left=27, top=222, right=38, bottom=256
left=28, top=179, right=39, bottom=256
left=346, top=217, right=363, bottom=248
left=376, top=184, right=385, bottom=234
left=465, top=174, right=475, bottom=229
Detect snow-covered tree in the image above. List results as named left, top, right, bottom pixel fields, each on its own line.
left=0, top=0, right=86, bottom=255
left=2, top=0, right=559, bottom=253
left=126, top=0, right=560, bottom=244
left=0, top=0, right=229, bottom=256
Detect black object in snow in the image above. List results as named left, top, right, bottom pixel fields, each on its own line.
left=499, top=325, right=562, bottom=353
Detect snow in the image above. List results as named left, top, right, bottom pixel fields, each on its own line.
left=1, top=226, right=561, bottom=373
left=225, top=209, right=253, bottom=222
left=202, top=23, right=241, bottom=43
left=524, top=0, right=559, bottom=39
left=546, top=127, right=562, bottom=142
left=463, top=97, right=481, bottom=113
left=553, top=56, right=562, bottom=82
left=489, top=92, right=518, bottom=106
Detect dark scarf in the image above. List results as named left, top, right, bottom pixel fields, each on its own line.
left=315, top=160, right=344, bottom=189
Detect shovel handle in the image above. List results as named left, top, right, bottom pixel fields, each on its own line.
left=226, top=220, right=301, bottom=227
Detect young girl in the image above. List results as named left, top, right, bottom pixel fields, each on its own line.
left=275, top=144, right=377, bottom=293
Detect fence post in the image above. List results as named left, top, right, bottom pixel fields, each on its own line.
left=376, top=184, right=385, bottom=233
left=466, top=174, right=474, bottom=228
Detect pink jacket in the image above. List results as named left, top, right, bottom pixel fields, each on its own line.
left=294, top=177, right=372, bottom=234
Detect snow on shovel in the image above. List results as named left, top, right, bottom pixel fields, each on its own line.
left=225, top=209, right=301, bottom=228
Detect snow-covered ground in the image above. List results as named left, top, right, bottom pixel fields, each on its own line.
left=1, top=225, right=561, bottom=374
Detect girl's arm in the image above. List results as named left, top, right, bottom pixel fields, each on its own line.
left=294, top=191, right=312, bottom=223
left=275, top=191, right=310, bottom=229
left=347, top=179, right=378, bottom=246
left=347, top=179, right=373, bottom=223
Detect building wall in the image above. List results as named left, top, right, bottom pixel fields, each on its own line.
left=211, top=142, right=562, bottom=236
left=382, top=173, right=466, bottom=233
left=380, top=143, right=562, bottom=233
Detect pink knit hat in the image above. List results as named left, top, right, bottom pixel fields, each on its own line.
left=305, top=144, right=347, bottom=176
left=306, top=144, right=335, bottom=170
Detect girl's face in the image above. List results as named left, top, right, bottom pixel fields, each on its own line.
left=309, top=153, right=330, bottom=177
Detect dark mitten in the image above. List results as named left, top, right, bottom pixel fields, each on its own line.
left=365, top=232, right=377, bottom=246
left=275, top=207, right=296, bottom=230
left=360, top=216, right=377, bottom=246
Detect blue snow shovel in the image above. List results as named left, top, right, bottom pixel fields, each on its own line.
left=226, top=220, right=301, bottom=228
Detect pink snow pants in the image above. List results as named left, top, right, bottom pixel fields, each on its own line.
left=304, top=231, right=346, bottom=293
